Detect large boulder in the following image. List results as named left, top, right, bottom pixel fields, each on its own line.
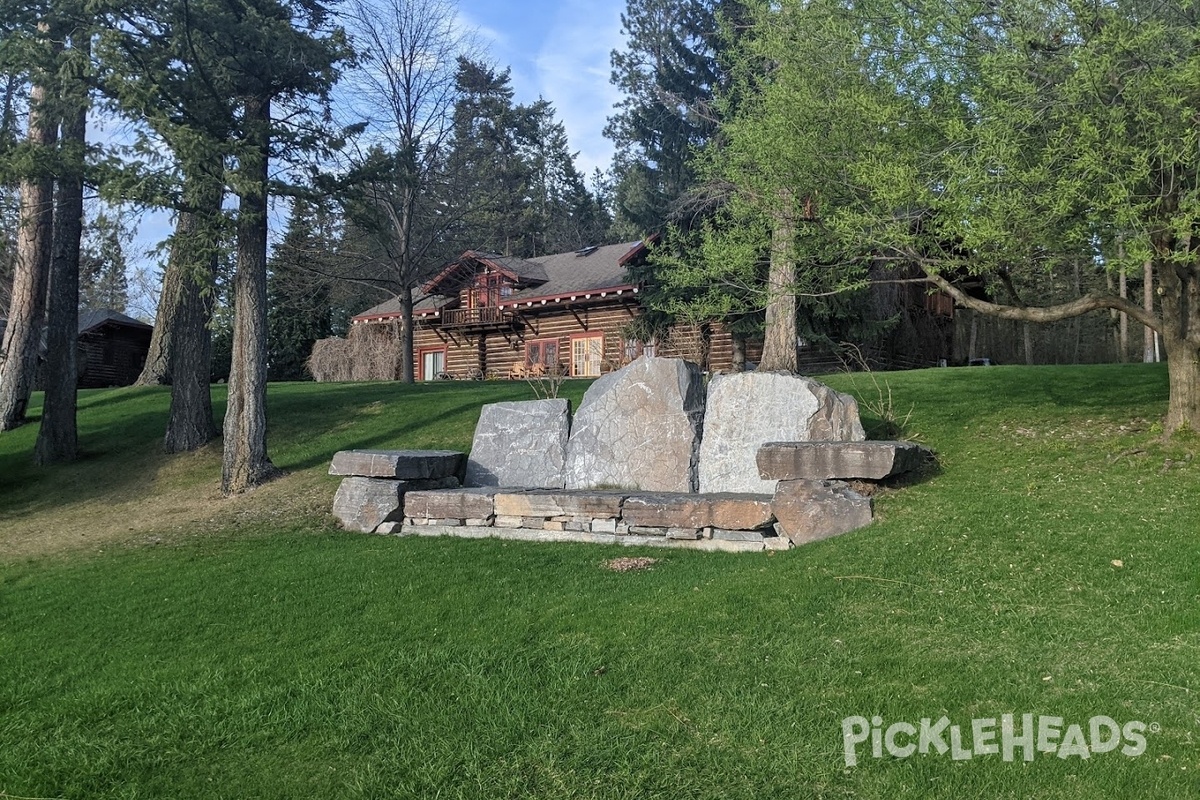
left=465, top=399, right=570, bottom=488
left=563, top=356, right=705, bottom=492
left=699, top=371, right=865, bottom=494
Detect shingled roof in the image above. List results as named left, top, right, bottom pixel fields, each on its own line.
left=354, top=240, right=650, bottom=322
left=78, top=308, right=152, bottom=334
left=0, top=308, right=150, bottom=345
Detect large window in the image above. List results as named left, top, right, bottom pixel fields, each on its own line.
left=419, top=347, right=446, bottom=381
left=571, top=333, right=604, bottom=377
left=526, top=338, right=560, bottom=373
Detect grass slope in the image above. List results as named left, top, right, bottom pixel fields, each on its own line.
left=1, top=366, right=1197, bottom=799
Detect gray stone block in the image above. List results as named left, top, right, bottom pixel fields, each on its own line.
left=621, top=492, right=775, bottom=530
left=332, top=477, right=407, bottom=533
left=493, top=490, right=627, bottom=519
left=772, top=479, right=874, bottom=544
left=564, top=356, right=705, bottom=492
left=699, top=372, right=865, bottom=494
left=757, top=441, right=932, bottom=481
left=710, top=528, right=766, bottom=543
left=329, top=449, right=465, bottom=480
left=403, top=487, right=499, bottom=520
left=465, top=399, right=570, bottom=488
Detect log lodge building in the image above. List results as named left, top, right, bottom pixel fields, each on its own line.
left=349, top=240, right=762, bottom=380
left=344, top=240, right=955, bottom=381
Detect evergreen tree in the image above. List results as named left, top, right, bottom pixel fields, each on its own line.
left=444, top=59, right=531, bottom=254
left=606, top=0, right=743, bottom=236
left=266, top=199, right=339, bottom=381
left=79, top=210, right=130, bottom=313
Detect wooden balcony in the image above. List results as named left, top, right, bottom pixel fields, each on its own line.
left=439, top=306, right=517, bottom=329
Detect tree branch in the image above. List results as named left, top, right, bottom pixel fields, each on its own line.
left=922, top=268, right=1162, bottom=333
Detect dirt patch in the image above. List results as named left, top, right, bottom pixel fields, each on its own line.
left=601, top=557, right=660, bottom=573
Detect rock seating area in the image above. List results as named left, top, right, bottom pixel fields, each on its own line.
left=381, top=488, right=788, bottom=553
left=327, top=356, right=935, bottom=551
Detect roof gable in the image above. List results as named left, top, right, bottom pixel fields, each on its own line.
left=354, top=240, right=651, bottom=322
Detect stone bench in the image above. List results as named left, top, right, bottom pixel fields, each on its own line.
left=326, top=358, right=935, bottom=551
left=363, top=484, right=872, bottom=552
left=756, top=440, right=932, bottom=481
left=329, top=449, right=464, bottom=533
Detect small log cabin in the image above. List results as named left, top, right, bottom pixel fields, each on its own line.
left=350, top=240, right=760, bottom=380
left=2, top=308, right=153, bottom=389
left=76, top=309, right=153, bottom=388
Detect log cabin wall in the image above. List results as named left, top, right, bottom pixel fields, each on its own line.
left=77, top=323, right=152, bottom=388
left=407, top=303, right=756, bottom=380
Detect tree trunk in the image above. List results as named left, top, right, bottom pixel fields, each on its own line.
left=1023, top=322, right=1034, bottom=365
left=1143, top=259, right=1156, bottom=363
left=1155, top=257, right=1200, bottom=433
left=135, top=258, right=184, bottom=385
left=1118, top=268, right=1128, bottom=362
left=731, top=329, right=746, bottom=372
left=759, top=190, right=798, bottom=373
left=35, top=37, right=88, bottom=464
left=1072, top=259, right=1082, bottom=362
left=400, top=287, right=415, bottom=383
left=222, top=94, right=280, bottom=494
left=0, top=72, right=58, bottom=430
left=164, top=176, right=222, bottom=453
left=968, top=313, right=979, bottom=362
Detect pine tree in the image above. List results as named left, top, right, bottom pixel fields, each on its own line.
left=266, top=199, right=339, bottom=381
left=606, top=0, right=743, bottom=235
left=79, top=210, right=130, bottom=313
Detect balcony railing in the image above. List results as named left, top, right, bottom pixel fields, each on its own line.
left=440, top=306, right=516, bottom=328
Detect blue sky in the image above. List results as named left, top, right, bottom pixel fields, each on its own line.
left=456, top=0, right=625, bottom=177
left=121, top=0, right=627, bottom=316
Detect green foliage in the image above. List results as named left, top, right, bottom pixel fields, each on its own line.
left=606, top=0, right=743, bottom=234
left=78, top=209, right=131, bottom=313
left=266, top=199, right=341, bottom=381
left=445, top=60, right=610, bottom=258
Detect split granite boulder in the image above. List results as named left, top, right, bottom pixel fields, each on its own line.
left=464, top=399, right=570, bottom=488
left=563, top=356, right=705, bottom=492
left=699, top=371, right=866, bottom=494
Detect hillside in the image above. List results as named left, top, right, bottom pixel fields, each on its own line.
left=1, top=365, right=1197, bottom=798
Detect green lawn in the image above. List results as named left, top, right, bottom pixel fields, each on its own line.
left=1, top=366, right=1197, bottom=798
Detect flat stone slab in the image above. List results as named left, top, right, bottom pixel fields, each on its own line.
left=493, top=490, right=627, bottom=519
left=699, top=371, right=865, bottom=494
left=465, top=399, right=570, bottom=488
left=757, top=441, right=932, bottom=481
left=622, top=492, right=775, bottom=530
left=329, top=449, right=465, bottom=480
left=772, top=479, right=873, bottom=544
left=404, top=487, right=502, bottom=520
left=564, top=356, right=705, bottom=492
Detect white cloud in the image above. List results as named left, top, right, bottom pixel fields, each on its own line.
left=534, top=0, right=624, bottom=178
